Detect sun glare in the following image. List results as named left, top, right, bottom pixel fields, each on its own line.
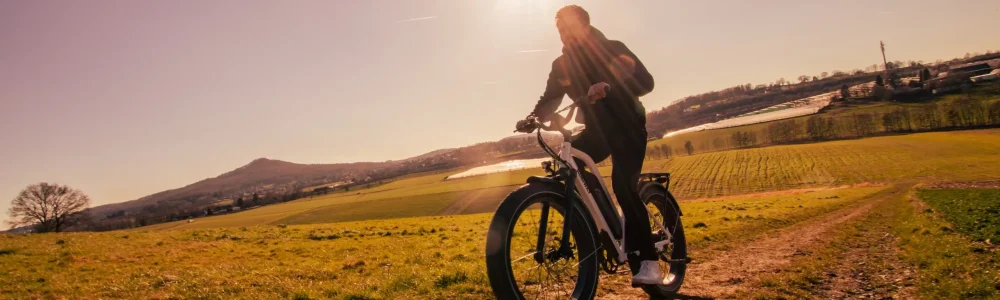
left=493, top=0, right=559, bottom=15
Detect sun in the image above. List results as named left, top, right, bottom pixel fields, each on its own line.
left=492, top=0, right=560, bottom=15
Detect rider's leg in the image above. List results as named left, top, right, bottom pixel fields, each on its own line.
left=570, top=131, right=610, bottom=179
left=606, top=130, right=665, bottom=285
left=608, top=137, right=656, bottom=264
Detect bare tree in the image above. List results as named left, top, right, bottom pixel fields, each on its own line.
left=797, top=75, right=810, bottom=83
left=767, top=119, right=800, bottom=143
left=7, top=183, right=91, bottom=232
left=989, top=102, right=1000, bottom=125
left=853, top=113, right=877, bottom=137
left=820, top=71, right=829, bottom=79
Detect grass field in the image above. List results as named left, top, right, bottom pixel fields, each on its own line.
left=0, top=186, right=887, bottom=299
left=918, top=188, right=1000, bottom=243
left=4, top=129, right=1000, bottom=298
left=649, top=129, right=1000, bottom=198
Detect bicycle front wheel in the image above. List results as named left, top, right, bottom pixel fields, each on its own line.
left=485, top=183, right=600, bottom=300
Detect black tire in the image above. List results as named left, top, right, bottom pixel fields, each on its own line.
left=638, top=183, right=688, bottom=299
left=486, top=182, right=601, bottom=300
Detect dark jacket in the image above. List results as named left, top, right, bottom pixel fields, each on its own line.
left=532, top=27, right=654, bottom=142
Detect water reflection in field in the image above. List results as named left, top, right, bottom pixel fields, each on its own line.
left=446, top=158, right=550, bottom=180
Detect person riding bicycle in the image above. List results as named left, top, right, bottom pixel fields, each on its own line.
left=518, top=5, right=662, bottom=286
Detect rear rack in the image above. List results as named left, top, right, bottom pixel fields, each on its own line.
left=639, top=172, right=670, bottom=185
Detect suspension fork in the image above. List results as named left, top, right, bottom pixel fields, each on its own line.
left=557, top=168, right=577, bottom=258
left=533, top=201, right=551, bottom=264
left=532, top=168, right=578, bottom=264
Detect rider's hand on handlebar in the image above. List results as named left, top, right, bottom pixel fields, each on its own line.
left=587, top=82, right=611, bottom=104
left=514, top=116, right=537, bottom=133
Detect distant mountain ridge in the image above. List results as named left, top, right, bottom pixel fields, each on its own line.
left=87, top=158, right=383, bottom=220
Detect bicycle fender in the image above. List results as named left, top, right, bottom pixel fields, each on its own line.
left=526, top=175, right=562, bottom=186
left=639, top=182, right=683, bottom=216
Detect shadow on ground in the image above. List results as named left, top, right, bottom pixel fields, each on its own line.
left=663, top=294, right=714, bottom=300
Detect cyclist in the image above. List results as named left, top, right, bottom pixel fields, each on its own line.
left=518, top=5, right=661, bottom=286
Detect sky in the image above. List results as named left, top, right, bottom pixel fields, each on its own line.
left=3, top=0, right=1000, bottom=223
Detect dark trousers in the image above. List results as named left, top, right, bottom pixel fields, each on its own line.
left=571, top=128, right=657, bottom=262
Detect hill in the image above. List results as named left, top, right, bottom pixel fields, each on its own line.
left=646, top=51, right=1000, bottom=137
left=86, top=158, right=386, bottom=229
left=141, top=129, right=1000, bottom=231
left=85, top=131, right=560, bottom=231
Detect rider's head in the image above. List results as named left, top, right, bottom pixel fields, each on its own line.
left=555, top=5, right=590, bottom=46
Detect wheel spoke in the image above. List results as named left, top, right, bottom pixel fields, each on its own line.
left=535, top=264, right=544, bottom=300
left=513, top=251, right=538, bottom=263
left=647, top=198, right=675, bottom=279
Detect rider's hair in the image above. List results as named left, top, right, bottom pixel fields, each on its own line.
left=556, top=5, right=590, bottom=26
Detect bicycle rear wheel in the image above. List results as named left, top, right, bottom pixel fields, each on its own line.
left=486, top=183, right=600, bottom=300
left=639, top=184, right=687, bottom=298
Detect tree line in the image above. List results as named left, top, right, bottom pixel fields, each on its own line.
left=645, top=94, right=1000, bottom=159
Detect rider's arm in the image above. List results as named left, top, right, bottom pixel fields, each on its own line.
left=611, top=41, right=654, bottom=97
left=532, top=57, right=566, bottom=121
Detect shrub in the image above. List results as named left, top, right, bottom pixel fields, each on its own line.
left=435, top=271, right=469, bottom=289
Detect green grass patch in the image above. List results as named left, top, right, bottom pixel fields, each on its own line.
left=918, top=188, right=1000, bottom=243
left=895, top=190, right=1000, bottom=299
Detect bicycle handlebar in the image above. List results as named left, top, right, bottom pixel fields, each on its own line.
left=515, top=83, right=610, bottom=134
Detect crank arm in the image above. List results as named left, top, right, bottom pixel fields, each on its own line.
left=663, top=257, right=692, bottom=264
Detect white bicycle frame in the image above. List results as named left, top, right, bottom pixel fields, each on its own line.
left=557, top=141, right=672, bottom=264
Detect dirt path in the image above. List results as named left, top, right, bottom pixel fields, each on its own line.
left=812, top=214, right=916, bottom=299
left=600, top=184, right=910, bottom=299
